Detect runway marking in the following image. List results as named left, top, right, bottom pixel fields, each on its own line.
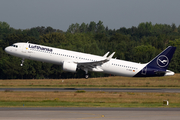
left=46, top=110, right=105, bottom=119
left=73, top=112, right=104, bottom=119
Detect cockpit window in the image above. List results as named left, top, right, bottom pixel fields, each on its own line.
left=11, top=44, right=18, bottom=48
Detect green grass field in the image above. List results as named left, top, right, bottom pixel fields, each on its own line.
left=0, top=74, right=180, bottom=107
left=1, top=74, right=180, bottom=88
left=0, top=91, right=179, bottom=107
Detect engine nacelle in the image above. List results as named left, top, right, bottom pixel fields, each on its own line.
left=62, top=61, right=77, bottom=72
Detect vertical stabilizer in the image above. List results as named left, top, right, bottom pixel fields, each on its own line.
left=147, top=46, right=176, bottom=70
left=134, top=46, right=176, bottom=77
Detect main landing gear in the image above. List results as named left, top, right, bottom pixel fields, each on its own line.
left=20, top=58, right=25, bottom=66
left=85, top=74, right=89, bottom=79
left=84, top=69, right=89, bottom=79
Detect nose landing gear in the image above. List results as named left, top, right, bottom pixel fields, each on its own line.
left=20, top=59, right=25, bottom=66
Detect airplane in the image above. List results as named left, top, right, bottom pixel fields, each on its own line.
left=5, top=42, right=176, bottom=78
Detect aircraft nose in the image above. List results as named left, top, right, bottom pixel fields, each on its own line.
left=5, top=47, right=7, bottom=52
left=5, top=47, right=10, bottom=53
left=4, top=47, right=8, bottom=52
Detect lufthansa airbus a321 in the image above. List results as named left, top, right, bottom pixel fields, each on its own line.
left=5, top=42, right=176, bottom=78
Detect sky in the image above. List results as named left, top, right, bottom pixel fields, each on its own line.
left=0, top=0, right=180, bottom=31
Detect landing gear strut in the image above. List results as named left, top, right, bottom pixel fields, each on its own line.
left=84, top=69, right=89, bottom=79
left=20, top=58, right=25, bottom=66
left=85, top=74, right=89, bottom=79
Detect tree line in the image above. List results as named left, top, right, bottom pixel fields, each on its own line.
left=0, top=21, right=180, bottom=79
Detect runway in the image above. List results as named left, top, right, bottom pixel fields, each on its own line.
left=0, top=88, right=179, bottom=119
left=0, top=88, right=180, bottom=93
left=0, top=107, right=180, bottom=120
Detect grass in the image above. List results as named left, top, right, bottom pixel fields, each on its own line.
left=0, top=74, right=180, bottom=88
left=1, top=102, right=180, bottom=107
left=0, top=91, right=180, bottom=107
left=0, top=74, right=180, bottom=107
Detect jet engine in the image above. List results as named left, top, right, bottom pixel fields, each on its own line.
left=62, top=61, right=77, bottom=72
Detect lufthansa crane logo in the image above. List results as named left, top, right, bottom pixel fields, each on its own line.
left=157, top=55, right=169, bottom=67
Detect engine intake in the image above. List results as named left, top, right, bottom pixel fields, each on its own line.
left=62, top=61, right=77, bottom=72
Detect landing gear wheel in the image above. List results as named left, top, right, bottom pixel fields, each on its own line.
left=85, top=74, right=89, bottom=79
left=20, top=58, right=25, bottom=66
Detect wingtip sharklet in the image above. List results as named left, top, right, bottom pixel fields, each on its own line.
left=107, top=52, right=115, bottom=60
left=103, top=51, right=110, bottom=58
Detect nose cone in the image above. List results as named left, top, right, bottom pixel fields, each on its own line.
left=4, top=47, right=7, bottom=52
left=5, top=47, right=8, bottom=52
left=5, top=47, right=11, bottom=54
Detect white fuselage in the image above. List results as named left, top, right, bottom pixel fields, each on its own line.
left=5, top=42, right=146, bottom=77
left=5, top=43, right=174, bottom=77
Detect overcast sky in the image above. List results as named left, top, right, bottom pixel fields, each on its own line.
left=0, top=0, right=180, bottom=31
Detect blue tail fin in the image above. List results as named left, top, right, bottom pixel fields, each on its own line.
left=134, top=46, right=176, bottom=77
left=147, top=46, right=176, bottom=70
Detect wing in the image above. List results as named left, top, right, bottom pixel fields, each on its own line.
left=76, top=52, right=115, bottom=70
left=77, top=59, right=109, bottom=69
